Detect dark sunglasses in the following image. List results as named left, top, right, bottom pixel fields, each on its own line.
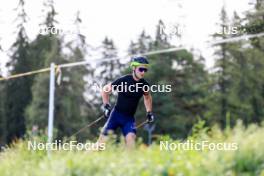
left=138, top=67, right=148, bottom=72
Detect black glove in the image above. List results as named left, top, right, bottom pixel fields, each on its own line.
left=146, top=112, right=154, bottom=123
left=103, top=104, right=112, bottom=119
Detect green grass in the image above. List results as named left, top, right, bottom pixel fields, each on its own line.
left=1, top=121, right=264, bottom=176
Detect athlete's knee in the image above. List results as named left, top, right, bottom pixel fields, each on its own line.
left=125, top=133, right=136, bottom=149
left=125, top=132, right=136, bottom=141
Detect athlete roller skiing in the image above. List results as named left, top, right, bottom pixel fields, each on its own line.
left=97, top=56, right=155, bottom=149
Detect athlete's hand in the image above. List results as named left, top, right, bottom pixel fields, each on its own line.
left=103, top=104, right=112, bottom=119
left=146, top=112, right=154, bottom=123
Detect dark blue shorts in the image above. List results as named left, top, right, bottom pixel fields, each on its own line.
left=102, top=109, right=136, bottom=136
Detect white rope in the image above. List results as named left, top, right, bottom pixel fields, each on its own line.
left=1, top=32, right=263, bottom=81
left=59, top=57, right=121, bottom=68
left=143, top=47, right=186, bottom=56
left=59, top=47, right=187, bottom=69
left=207, top=32, right=264, bottom=46
left=60, top=32, right=264, bottom=69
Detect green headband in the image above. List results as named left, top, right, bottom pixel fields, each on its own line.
left=130, top=61, right=149, bottom=67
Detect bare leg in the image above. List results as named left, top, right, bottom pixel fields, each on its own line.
left=95, top=128, right=116, bottom=150
left=125, top=132, right=136, bottom=149
left=96, top=133, right=107, bottom=145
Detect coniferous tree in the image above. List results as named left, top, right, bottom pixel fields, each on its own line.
left=0, top=71, right=6, bottom=146
left=4, top=0, right=32, bottom=143
left=25, top=0, right=64, bottom=137
left=91, top=37, right=123, bottom=107
left=57, top=11, right=97, bottom=139
left=209, top=7, right=234, bottom=127
left=26, top=7, right=99, bottom=140
left=242, top=1, right=264, bottom=123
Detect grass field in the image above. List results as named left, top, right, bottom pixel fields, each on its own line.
left=1, top=121, right=264, bottom=176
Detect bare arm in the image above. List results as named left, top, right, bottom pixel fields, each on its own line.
left=143, top=92, right=152, bottom=112
left=101, top=83, right=112, bottom=105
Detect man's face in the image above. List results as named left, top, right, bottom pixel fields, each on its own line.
left=134, top=65, right=148, bottom=79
